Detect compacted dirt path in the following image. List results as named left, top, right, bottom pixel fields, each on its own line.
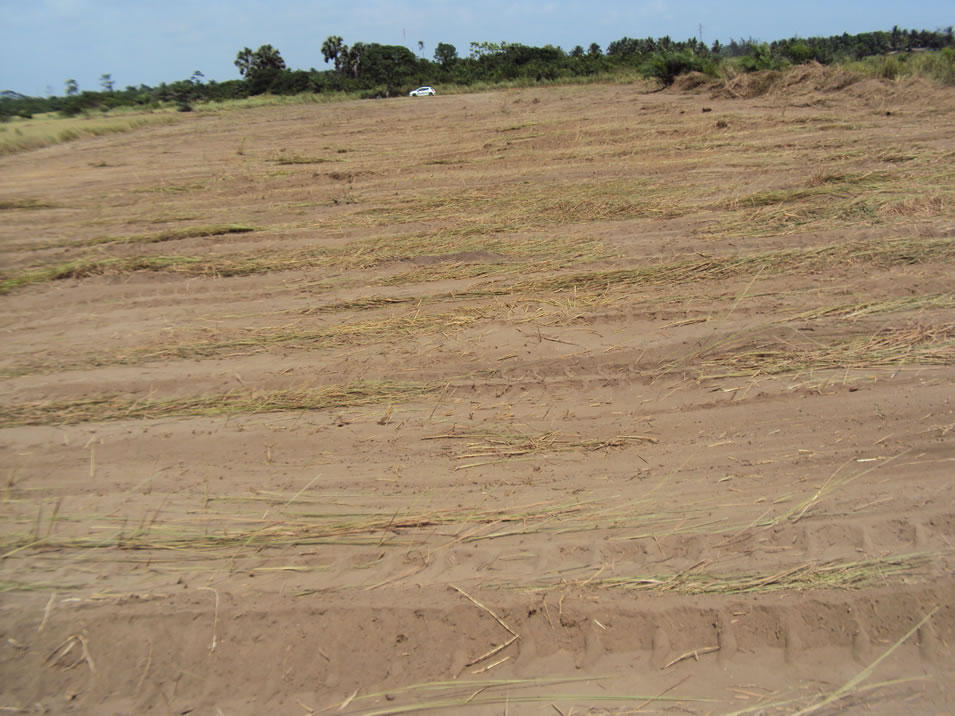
left=1, top=72, right=953, bottom=714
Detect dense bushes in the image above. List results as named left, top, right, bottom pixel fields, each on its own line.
left=1, top=27, right=953, bottom=120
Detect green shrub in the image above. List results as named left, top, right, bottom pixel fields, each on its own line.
left=786, top=43, right=812, bottom=64
left=914, top=48, right=955, bottom=84
left=739, top=43, right=785, bottom=72
left=880, top=56, right=902, bottom=79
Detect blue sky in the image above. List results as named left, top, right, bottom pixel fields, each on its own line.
left=1, top=1, right=951, bottom=96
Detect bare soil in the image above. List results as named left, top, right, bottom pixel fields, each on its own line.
left=1, top=74, right=953, bottom=715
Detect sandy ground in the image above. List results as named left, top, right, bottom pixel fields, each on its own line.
left=1, top=71, right=953, bottom=714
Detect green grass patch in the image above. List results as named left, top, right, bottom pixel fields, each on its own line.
left=272, top=152, right=340, bottom=165
left=0, top=198, right=56, bottom=210
left=132, top=183, right=205, bottom=193
left=0, top=114, right=178, bottom=156
left=845, top=50, right=955, bottom=85
left=0, top=255, right=202, bottom=294
left=49, top=224, right=257, bottom=250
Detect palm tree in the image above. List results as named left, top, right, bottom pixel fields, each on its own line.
left=322, top=36, right=345, bottom=69
left=234, top=47, right=254, bottom=77
left=254, top=45, right=286, bottom=72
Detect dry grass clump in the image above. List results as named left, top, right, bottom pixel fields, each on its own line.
left=0, top=381, right=435, bottom=427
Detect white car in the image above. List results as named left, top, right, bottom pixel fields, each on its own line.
left=409, top=86, right=436, bottom=97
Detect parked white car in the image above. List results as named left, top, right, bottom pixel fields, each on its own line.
left=409, top=86, right=436, bottom=97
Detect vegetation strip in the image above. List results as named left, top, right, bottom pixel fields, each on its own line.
left=519, top=554, right=938, bottom=594
left=514, top=237, right=955, bottom=293
left=426, top=429, right=658, bottom=467
left=1, top=233, right=950, bottom=302
left=2, top=28, right=952, bottom=134
left=50, top=224, right=257, bottom=250
left=695, top=322, right=954, bottom=379
left=0, top=381, right=435, bottom=427
left=1, top=307, right=490, bottom=376
left=0, top=198, right=56, bottom=210
left=0, top=461, right=910, bottom=558
left=0, top=231, right=600, bottom=294
left=3, top=293, right=952, bottom=380
left=0, top=499, right=620, bottom=555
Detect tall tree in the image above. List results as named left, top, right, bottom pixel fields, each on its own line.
left=342, top=43, right=364, bottom=79
left=434, top=42, right=457, bottom=67
left=65, top=78, right=78, bottom=96
left=361, top=43, right=418, bottom=94
left=100, top=73, right=114, bottom=92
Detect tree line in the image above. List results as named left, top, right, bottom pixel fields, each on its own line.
left=2, top=26, right=953, bottom=119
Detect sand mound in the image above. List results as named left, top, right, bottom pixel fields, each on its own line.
left=671, top=71, right=713, bottom=92
left=711, top=61, right=861, bottom=99
left=699, top=61, right=953, bottom=109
